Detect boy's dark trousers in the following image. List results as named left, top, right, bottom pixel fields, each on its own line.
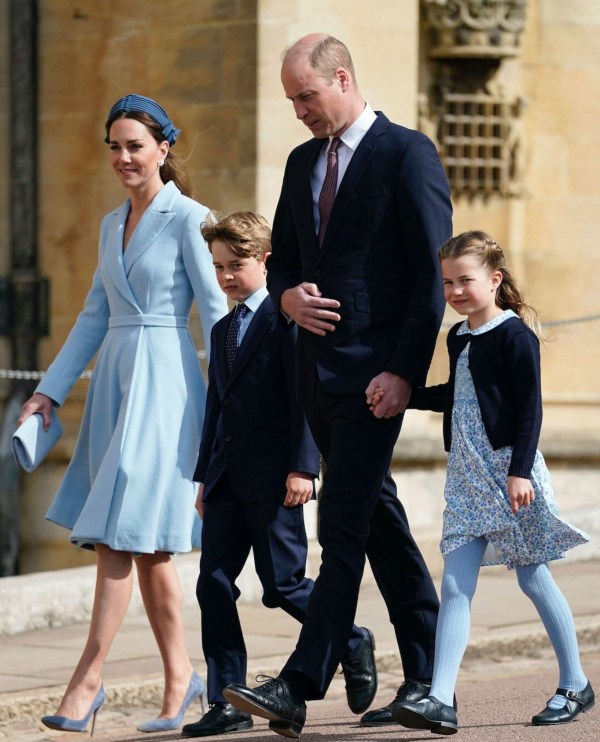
left=198, top=474, right=353, bottom=703
left=195, top=296, right=365, bottom=704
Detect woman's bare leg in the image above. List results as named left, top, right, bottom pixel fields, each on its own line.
left=53, top=545, right=133, bottom=718
left=136, top=552, right=195, bottom=717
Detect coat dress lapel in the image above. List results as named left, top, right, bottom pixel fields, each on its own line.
left=123, top=181, right=177, bottom=276
left=104, top=181, right=179, bottom=313
left=103, top=200, right=141, bottom=311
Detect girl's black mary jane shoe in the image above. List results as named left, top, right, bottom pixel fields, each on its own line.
left=532, top=681, right=595, bottom=725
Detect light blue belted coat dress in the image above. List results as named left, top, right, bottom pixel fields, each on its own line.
left=36, top=181, right=228, bottom=554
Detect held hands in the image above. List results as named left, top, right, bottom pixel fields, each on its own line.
left=365, top=373, right=412, bottom=419
left=280, top=283, right=341, bottom=336
left=18, top=392, right=54, bottom=431
left=507, top=475, right=535, bottom=514
left=284, top=472, right=314, bottom=507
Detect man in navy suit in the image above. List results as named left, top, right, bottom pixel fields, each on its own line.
left=182, top=211, right=376, bottom=739
left=224, top=34, right=453, bottom=738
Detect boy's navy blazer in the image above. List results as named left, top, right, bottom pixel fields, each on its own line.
left=267, top=112, right=453, bottom=400
left=194, top=294, right=320, bottom=502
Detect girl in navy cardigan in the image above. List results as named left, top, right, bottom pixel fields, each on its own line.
left=382, top=231, right=593, bottom=734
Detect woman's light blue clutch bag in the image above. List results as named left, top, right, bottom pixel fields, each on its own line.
left=11, top=410, right=63, bottom=472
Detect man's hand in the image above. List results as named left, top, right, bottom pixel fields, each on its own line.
left=507, top=475, right=535, bottom=514
left=281, top=283, right=341, bottom=336
left=18, top=392, right=54, bottom=431
left=195, top=483, right=205, bottom=519
left=284, top=472, right=314, bottom=507
left=365, top=373, right=412, bottom=419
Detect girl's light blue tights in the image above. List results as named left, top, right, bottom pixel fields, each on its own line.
left=430, top=537, right=587, bottom=709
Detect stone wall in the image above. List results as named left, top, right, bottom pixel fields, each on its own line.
left=419, top=1, right=600, bottom=468
left=520, top=0, right=600, bottom=403
left=5, top=0, right=600, bottom=573
left=432, top=1, right=600, bottom=406
left=37, top=0, right=258, bottom=367
left=19, top=1, right=427, bottom=572
left=255, top=0, right=420, bottom=218
left=20, top=0, right=261, bottom=572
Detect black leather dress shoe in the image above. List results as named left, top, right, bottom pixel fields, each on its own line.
left=181, top=702, right=253, bottom=737
left=360, top=678, right=430, bottom=726
left=532, top=681, right=595, bottom=725
left=392, top=695, right=458, bottom=735
left=223, top=676, right=306, bottom=739
left=341, top=627, right=378, bottom=714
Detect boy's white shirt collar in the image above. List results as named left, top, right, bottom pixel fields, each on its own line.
left=239, top=285, right=268, bottom=313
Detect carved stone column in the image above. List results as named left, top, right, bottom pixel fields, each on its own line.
left=423, top=0, right=527, bottom=59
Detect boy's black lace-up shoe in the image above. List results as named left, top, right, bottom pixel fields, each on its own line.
left=181, top=702, right=253, bottom=737
left=223, top=676, right=306, bottom=739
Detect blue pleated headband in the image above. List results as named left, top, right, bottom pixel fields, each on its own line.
left=105, top=94, right=181, bottom=146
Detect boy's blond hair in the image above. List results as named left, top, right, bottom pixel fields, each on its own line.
left=201, top=211, right=271, bottom=261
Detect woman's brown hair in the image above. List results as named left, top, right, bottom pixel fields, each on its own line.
left=105, top=110, right=192, bottom=198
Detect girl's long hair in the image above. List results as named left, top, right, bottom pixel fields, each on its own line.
left=439, top=230, right=541, bottom=334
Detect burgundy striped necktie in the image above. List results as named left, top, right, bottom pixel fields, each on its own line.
left=318, top=137, right=341, bottom=246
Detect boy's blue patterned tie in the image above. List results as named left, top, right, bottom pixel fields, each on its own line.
left=225, top=303, right=248, bottom=373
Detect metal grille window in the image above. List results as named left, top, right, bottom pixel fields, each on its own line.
left=440, top=93, right=512, bottom=196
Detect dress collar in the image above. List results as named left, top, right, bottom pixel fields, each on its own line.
left=456, top=309, right=518, bottom=336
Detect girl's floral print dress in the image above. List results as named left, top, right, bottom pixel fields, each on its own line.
left=441, top=310, right=589, bottom=568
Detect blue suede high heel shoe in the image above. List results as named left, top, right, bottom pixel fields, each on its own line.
left=137, top=671, right=206, bottom=733
left=41, top=685, right=106, bottom=736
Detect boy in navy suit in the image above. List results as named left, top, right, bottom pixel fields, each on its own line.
left=182, top=212, right=375, bottom=738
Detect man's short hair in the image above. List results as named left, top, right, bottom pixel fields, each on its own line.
left=283, top=35, right=356, bottom=86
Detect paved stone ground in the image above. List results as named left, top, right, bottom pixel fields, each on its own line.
left=2, top=647, right=598, bottom=741
left=1, top=558, right=598, bottom=741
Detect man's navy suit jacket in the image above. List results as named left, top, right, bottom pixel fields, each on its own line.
left=194, top=294, right=320, bottom=502
left=267, top=112, right=453, bottom=400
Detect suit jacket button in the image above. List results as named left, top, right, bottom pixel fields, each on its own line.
left=223, top=397, right=231, bottom=406
left=314, top=269, right=320, bottom=277
left=224, top=434, right=232, bottom=442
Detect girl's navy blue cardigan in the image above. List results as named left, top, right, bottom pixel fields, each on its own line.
left=409, top=315, right=542, bottom=479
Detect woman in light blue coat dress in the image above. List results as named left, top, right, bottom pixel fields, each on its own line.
left=18, top=95, right=228, bottom=735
